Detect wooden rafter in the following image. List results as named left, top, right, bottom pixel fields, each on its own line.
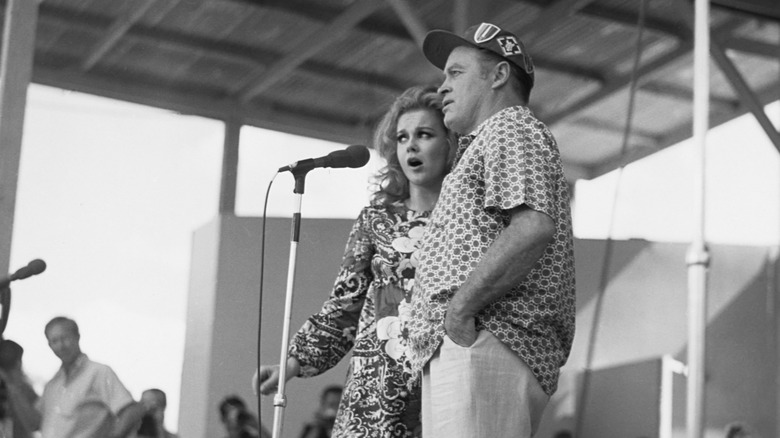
left=235, top=0, right=386, bottom=102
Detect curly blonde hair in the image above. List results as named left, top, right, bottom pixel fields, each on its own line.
left=370, top=85, right=456, bottom=206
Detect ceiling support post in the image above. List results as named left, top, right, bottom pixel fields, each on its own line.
left=0, top=0, right=39, bottom=275
left=219, top=119, right=241, bottom=214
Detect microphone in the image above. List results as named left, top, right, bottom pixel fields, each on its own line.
left=0, top=259, right=47, bottom=289
left=278, top=145, right=370, bottom=173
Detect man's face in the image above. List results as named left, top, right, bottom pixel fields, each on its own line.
left=45, top=323, right=81, bottom=366
left=438, top=46, right=493, bottom=134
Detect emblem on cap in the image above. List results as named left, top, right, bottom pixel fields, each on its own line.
left=497, top=36, right=523, bottom=56
left=473, top=23, right=501, bottom=44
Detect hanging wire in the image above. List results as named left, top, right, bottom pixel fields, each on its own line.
left=573, top=0, right=648, bottom=434
left=256, top=172, right=278, bottom=418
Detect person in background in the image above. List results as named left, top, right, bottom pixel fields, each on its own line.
left=724, top=421, right=754, bottom=438
left=254, top=85, right=456, bottom=437
left=135, top=388, right=178, bottom=438
left=218, top=395, right=270, bottom=438
left=298, top=385, right=343, bottom=438
left=36, top=316, right=153, bottom=438
left=407, top=22, right=576, bottom=438
left=0, top=339, right=39, bottom=438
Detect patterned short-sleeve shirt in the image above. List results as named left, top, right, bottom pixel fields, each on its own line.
left=407, top=106, right=576, bottom=395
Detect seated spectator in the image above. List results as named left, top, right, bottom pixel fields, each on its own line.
left=136, top=388, right=178, bottom=438
left=219, top=395, right=270, bottom=438
left=298, top=385, right=342, bottom=438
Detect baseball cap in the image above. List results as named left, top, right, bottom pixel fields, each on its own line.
left=423, top=22, right=534, bottom=88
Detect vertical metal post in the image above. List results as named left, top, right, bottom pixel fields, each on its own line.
left=219, top=119, right=241, bottom=214
left=686, top=0, right=711, bottom=436
left=659, top=355, right=687, bottom=438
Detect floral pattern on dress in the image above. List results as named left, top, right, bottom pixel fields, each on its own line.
left=288, top=204, right=428, bottom=438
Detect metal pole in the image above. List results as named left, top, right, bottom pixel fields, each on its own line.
left=686, top=0, right=711, bottom=436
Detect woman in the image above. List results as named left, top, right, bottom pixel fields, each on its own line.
left=256, top=85, right=455, bottom=437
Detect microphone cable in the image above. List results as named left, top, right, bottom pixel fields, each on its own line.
left=256, top=171, right=278, bottom=422
left=574, top=0, right=648, bottom=434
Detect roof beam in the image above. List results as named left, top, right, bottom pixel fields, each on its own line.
left=520, top=0, right=688, bottom=40
left=546, top=40, right=693, bottom=124
left=41, top=2, right=606, bottom=98
left=520, top=0, right=597, bottom=45
left=533, top=57, right=606, bottom=83
left=655, top=81, right=780, bottom=156
left=452, top=0, right=470, bottom=34
left=710, top=40, right=780, bottom=152
left=81, top=0, right=181, bottom=71
left=384, top=0, right=427, bottom=47
left=673, top=0, right=780, bottom=153
left=639, top=81, right=738, bottom=110
left=573, top=117, right=662, bottom=142
left=579, top=16, right=767, bottom=177
left=578, top=3, right=688, bottom=39
left=722, top=36, right=780, bottom=59
left=587, top=142, right=663, bottom=178
left=235, top=0, right=386, bottom=102
left=231, top=0, right=409, bottom=40
left=38, top=3, right=406, bottom=98
left=589, top=79, right=780, bottom=180
left=546, top=18, right=746, bottom=125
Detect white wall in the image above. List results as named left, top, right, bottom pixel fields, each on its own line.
left=180, top=215, right=352, bottom=438
left=537, top=240, right=779, bottom=438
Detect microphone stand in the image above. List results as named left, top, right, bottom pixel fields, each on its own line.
left=271, top=168, right=309, bottom=438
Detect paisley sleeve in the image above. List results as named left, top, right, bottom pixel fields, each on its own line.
left=288, top=207, right=374, bottom=377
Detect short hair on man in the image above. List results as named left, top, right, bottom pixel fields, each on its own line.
left=320, top=384, right=343, bottom=402
left=44, top=316, right=80, bottom=338
left=476, top=49, right=532, bottom=105
left=143, top=388, right=167, bottom=408
left=0, top=339, right=23, bottom=370
left=218, top=394, right=247, bottom=421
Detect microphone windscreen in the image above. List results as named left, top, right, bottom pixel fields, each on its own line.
left=345, top=145, right=370, bottom=168
left=27, top=259, right=47, bottom=276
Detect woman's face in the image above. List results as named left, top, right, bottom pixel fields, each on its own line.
left=396, top=108, right=450, bottom=190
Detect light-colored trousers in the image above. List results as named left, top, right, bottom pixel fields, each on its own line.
left=422, top=330, right=550, bottom=438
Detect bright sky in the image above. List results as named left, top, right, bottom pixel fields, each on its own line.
left=5, top=84, right=779, bottom=434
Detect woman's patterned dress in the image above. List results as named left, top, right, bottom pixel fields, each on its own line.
left=288, top=203, right=428, bottom=437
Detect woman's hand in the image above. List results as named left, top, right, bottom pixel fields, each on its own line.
left=253, top=357, right=301, bottom=395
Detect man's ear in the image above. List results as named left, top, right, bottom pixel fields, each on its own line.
left=491, top=61, right=511, bottom=89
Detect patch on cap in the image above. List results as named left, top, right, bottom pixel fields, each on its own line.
left=473, top=23, right=501, bottom=44
left=497, top=36, right=523, bottom=56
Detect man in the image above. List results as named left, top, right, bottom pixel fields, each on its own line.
left=0, top=339, right=40, bottom=438
left=37, top=316, right=151, bottom=438
left=218, top=395, right=270, bottom=438
left=298, top=385, right=342, bottom=438
left=407, top=23, right=576, bottom=437
left=135, top=388, right=178, bottom=438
